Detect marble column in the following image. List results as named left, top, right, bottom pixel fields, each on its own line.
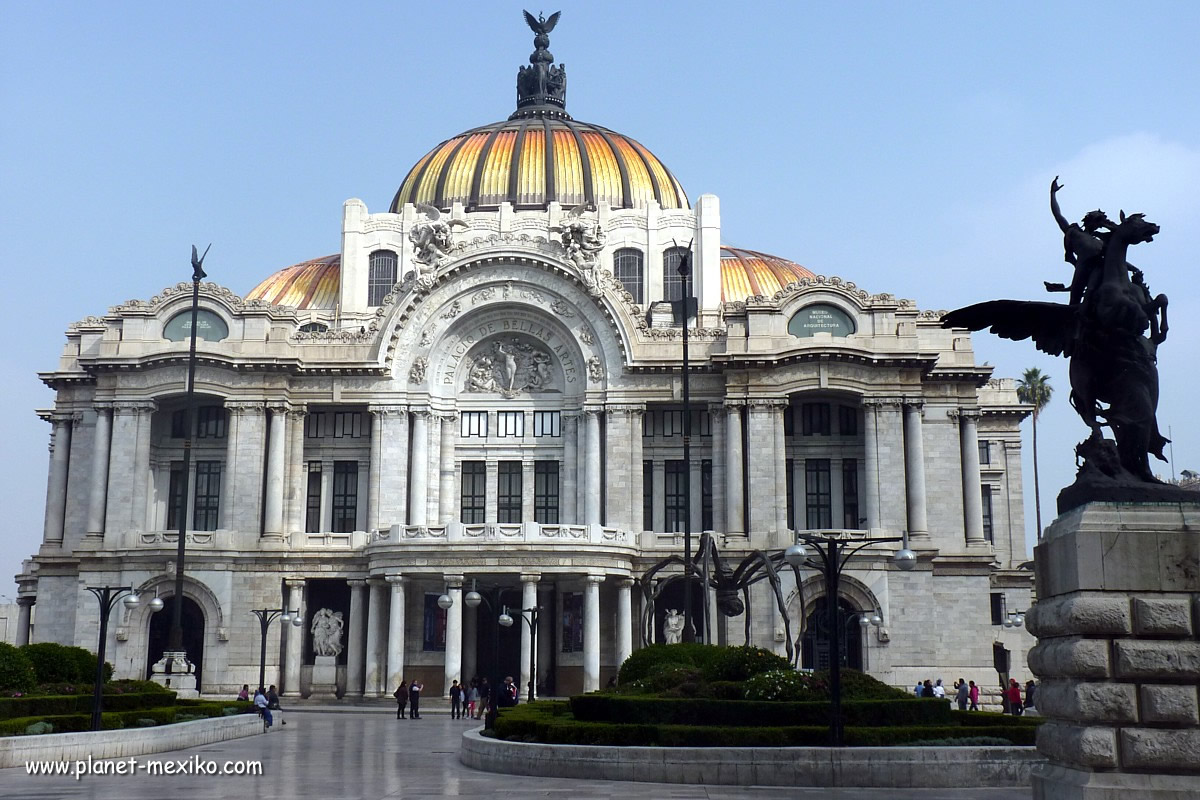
left=652, top=461, right=666, bottom=533
left=364, top=580, right=386, bottom=695
left=15, top=598, right=34, bottom=646
left=519, top=573, right=540, bottom=698
left=283, top=578, right=305, bottom=696
left=630, top=409, right=645, bottom=533
left=562, top=412, right=579, bottom=524
left=709, top=403, right=726, bottom=537
left=368, top=410, right=383, bottom=532
left=346, top=580, right=368, bottom=695
left=536, top=585, right=552, bottom=688
left=724, top=403, right=745, bottom=536
left=285, top=406, right=307, bottom=535
left=104, top=402, right=152, bottom=541
left=85, top=404, right=113, bottom=539
left=958, top=409, right=986, bottom=545
left=604, top=407, right=635, bottom=531
left=903, top=402, right=930, bottom=541
left=438, top=414, right=457, bottom=523
left=132, top=405, right=153, bottom=532
left=521, top=460, right=536, bottom=523
left=443, top=576, right=463, bottom=695
left=461, top=592, right=477, bottom=685
left=615, top=578, right=633, bottom=670
left=409, top=410, right=430, bottom=526
left=263, top=403, right=288, bottom=539
left=583, top=409, right=601, bottom=525
left=862, top=401, right=880, bottom=531
left=583, top=573, right=603, bottom=692
left=386, top=575, right=406, bottom=689
left=773, top=403, right=789, bottom=535
left=746, top=402, right=782, bottom=537
left=229, top=402, right=267, bottom=534
left=220, top=403, right=242, bottom=531
left=377, top=409, right=409, bottom=529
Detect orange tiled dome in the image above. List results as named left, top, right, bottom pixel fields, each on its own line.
left=244, top=255, right=340, bottom=309
left=720, top=247, right=816, bottom=302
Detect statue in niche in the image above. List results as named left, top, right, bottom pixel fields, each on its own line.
left=663, top=609, right=685, bottom=645
left=552, top=203, right=606, bottom=295
left=410, top=203, right=467, bottom=271
left=463, top=337, right=556, bottom=397
left=310, top=608, right=344, bottom=658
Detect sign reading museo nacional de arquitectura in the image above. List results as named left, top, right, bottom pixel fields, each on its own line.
left=16, top=15, right=1034, bottom=703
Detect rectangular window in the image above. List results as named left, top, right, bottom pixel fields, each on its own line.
left=561, top=592, right=584, bottom=653
left=842, top=459, right=860, bottom=529
left=496, top=411, right=524, bottom=438
left=497, top=461, right=522, bottom=523
left=786, top=458, right=795, bottom=530
left=333, top=411, right=362, bottom=438
left=305, top=412, right=326, bottom=439
left=662, top=410, right=684, bottom=437
left=532, top=411, right=560, bottom=437
left=193, top=461, right=221, bottom=531
left=838, top=406, right=858, bottom=436
left=368, top=250, right=398, bottom=307
left=167, top=462, right=185, bottom=530
left=305, top=463, right=322, bottom=532
left=196, top=406, right=226, bottom=439
left=662, top=247, right=688, bottom=302
left=978, top=439, right=991, bottom=465
left=990, top=592, right=1005, bottom=626
left=805, top=459, right=832, bottom=529
left=331, top=461, right=358, bottom=533
left=701, top=459, right=713, bottom=531
left=171, top=410, right=186, bottom=439
left=665, top=460, right=687, bottom=532
left=783, top=406, right=795, bottom=436
left=423, top=593, right=447, bottom=651
left=690, top=409, right=712, bottom=437
left=642, top=460, right=654, bottom=531
left=982, top=484, right=995, bottom=542
left=460, top=411, right=488, bottom=437
left=534, top=461, right=559, bottom=523
left=613, top=248, right=644, bottom=304
left=460, top=461, right=486, bottom=523
left=642, top=411, right=655, bottom=437
left=802, top=403, right=831, bottom=436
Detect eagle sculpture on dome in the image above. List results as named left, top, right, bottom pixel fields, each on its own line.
left=523, top=10, right=560, bottom=35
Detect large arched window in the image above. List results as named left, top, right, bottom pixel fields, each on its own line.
left=662, top=246, right=690, bottom=301
left=368, top=250, right=398, bottom=306
left=613, top=247, right=644, bottom=304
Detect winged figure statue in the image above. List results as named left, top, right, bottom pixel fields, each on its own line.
left=523, top=10, right=560, bottom=35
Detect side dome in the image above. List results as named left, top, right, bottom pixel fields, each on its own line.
left=390, top=117, right=689, bottom=213
left=720, top=247, right=816, bottom=302
left=245, top=255, right=340, bottom=309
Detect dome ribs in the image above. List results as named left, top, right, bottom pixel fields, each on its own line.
left=561, top=119, right=595, bottom=208
left=433, top=134, right=474, bottom=211
left=624, top=136, right=664, bottom=208
left=467, top=125, right=505, bottom=211
left=507, top=118, right=532, bottom=207
left=592, top=127, right=634, bottom=209
left=541, top=116, right=556, bottom=206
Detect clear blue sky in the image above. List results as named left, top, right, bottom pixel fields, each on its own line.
left=3, top=1, right=1198, bottom=590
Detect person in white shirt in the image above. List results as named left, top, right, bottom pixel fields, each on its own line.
left=932, top=679, right=946, bottom=699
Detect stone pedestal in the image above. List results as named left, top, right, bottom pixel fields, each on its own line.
left=1027, top=502, right=1200, bottom=800
left=310, top=655, right=339, bottom=698
left=149, top=651, right=199, bottom=698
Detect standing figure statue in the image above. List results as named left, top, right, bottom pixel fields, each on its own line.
left=663, top=609, right=685, bottom=644
left=310, top=608, right=345, bottom=657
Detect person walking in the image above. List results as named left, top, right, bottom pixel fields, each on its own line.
left=409, top=679, right=423, bottom=719
left=955, top=678, right=969, bottom=711
left=1025, top=680, right=1037, bottom=711
left=932, top=679, right=946, bottom=699
left=477, top=678, right=491, bottom=719
left=267, top=684, right=285, bottom=725
left=393, top=680, right=409, bottom=719
left=913, top=681, right=923, bottom=698
left=1007, top=678, right=1024, bottom=716
left=449, top=679, right=463, bottom=720
left=466, top=679, right=480, bottom=720
left=921, top=679, right=934, bottom=698
left=968, top=680, right=980, bottom=711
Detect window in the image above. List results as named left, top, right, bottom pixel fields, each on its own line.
left=701, top=459, right=713, bottom=530
left=196, top=406, right=226, bottom=439
left=497, top=411, right=524, bottom=438
left=534, top=461, right=559, bottom=523
left=838, top=406, right=858, bottom=436
left=842, top=459, right=860, bottom=528
left=171, top=410, right=186, bottom=438
left=690, top=409, right=712, bottom=437
left=332, top=461, right=358, bottom=533
left=784, top=406, right=795, bottom=436
left=368, top=250, right=398, bottom=306
left=642, top=411, right=654, bottom=437
left=661, top=410, right=684, bottom=437
left=786, top=458, right=795, bottom=530
left=299, top=322, right=329, bottom=333
left=613, top=248, right=644, bottom=304
left=642, top=460, right=654, bottom=531
left=305, top=463, right=322, bottom=532
left=192, top=461, right=221, bottom=530
left=167, top=462, right=186, bottom=530
left=305, top=412, right=326, bottom=439
left=461, top=411, right=488, bottom=437
left=990, top=593, right=1006, bottom=626
left=665, top=460, right=687, bottom=532
left=533, top=411, right=560, bottom=437
left=423, top=593, right=447, bottom=651
left=561, top=592, right=584, bottom=652
left=978, top=439, right=991, bottom=465
left=662, top=246, right=690, bottom=301
left=333, top=411, right=363, bottom=438
left=497, top=461, right=522, bottom=523
left=802, top=403, right=831, bottom=436
left=982, top=484, right=995, bottom=542
left=805, top=459, right=832, bottom=529
left=461, top=461, right=486, bottom=523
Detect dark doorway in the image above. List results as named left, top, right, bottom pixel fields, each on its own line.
left=470, top=588, right=521, bottom=689
left=801, top=597, right=863, bottom=671
left=654, top=576, right=705, bottom=643
left=146, top=595, right=205, bottom=689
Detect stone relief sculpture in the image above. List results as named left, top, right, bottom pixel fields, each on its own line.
left=663, top=609, right=685, bottom=644
left=410, top=203, right=468, bottom=273
left=409, top=356, right=428, bottom=385
left=586, top=356, right=604, bottom=383
left=310, top=608, right=344, bottom=657
left=464, top=337, right=557, bottom=397
left=551, top=203, right=606, bottom=295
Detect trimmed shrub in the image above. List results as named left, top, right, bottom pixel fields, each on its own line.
left=616, top=643, right=721, bottom=686
left=570, top=695, right=951, bottom=728
left=701, top=681, right=745, bottom=700
left=900, top=736, right=1014, bottom=746
left=0, top=691, right=180, bottom=721
left=135, top=718, right=159, bottom=728
left=744, top=670, right=827, bottom=701
left=20, top=643, right=113, bottom=685
left=949, top=709, right=1043, bottom=727
left=703, top=646, right=793, bottom=682
left=812, top=668, right=912, bottom=701
left=24, top=721, right=53, bottom=735
left=0, top=643, right=37, bottom=694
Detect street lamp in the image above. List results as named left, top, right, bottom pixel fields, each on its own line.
left=499, top=605, right=540, bottom=704
left=86, top=586, right=161, bottom=731
left=250, top=607, right=303, bottom=692
left=672, top=242, right=701, bottom=643
left=461, top=584, right=505, bottom=729
left=784, top=534, right=915, bottom=746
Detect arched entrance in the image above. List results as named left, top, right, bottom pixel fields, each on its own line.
left=653, top=576, right=705, bottom=644
left=800, top=597, right=863, bottom=671
left=146, top=596, right=205, bottom=690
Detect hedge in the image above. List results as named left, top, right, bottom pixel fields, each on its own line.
left=569, top=696, right=953, bottom=728
left=0, top=691, right=179, bottom=721
left=616, top=644, right=792, bottom=687
left=20, top=643, right=111, bottom=685
left=0, top=643, right=36, bottom=694
left=0, top=701, right=254, bottom=737
left=948, top=709, right=1043, bottom=727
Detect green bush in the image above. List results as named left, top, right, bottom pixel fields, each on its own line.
left=744, top=670, right=827, bottom=701
left=703, top=646, right=794, bottom=682
left=570, top=695, right=951, bottom=728
left=24, top=721, right=53, bottom=735
left=20, top=643, right=112, bottom=685
left=812, top=668, right=912, bottom=701
left=701, top=681, right=744, bottom=700
left=949, top=709, right=1043, bottom=727
left=0, top=691, right=180, bottom=721
left=135, top=718, right=159, bottom=728
left=900, top=736, right=1014, bottom=746
left=616, top=643, right=721, bottom=686
left=0, top=643, right=37, bottom=694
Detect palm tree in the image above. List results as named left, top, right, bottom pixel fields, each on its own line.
left=1016, top=368, right=1053, bottom=539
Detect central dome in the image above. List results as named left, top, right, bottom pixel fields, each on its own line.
left=390, top=114, right=689, bottom=213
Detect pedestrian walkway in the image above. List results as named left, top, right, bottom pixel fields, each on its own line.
left=1, top=712, right=1034, bottom=799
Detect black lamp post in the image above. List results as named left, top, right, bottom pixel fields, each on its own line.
left=86, top=586, right=160, bottom=730
left=500, top=604, right=539, bottom=704
left=784, top=534, right=915, bottom=746
left=456, top=584, right=506, bottom=729
left=250, top=607, right=302, bottom=692
left=673, top=244, right=701, bottom=642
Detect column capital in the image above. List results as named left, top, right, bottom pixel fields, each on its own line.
left=520, top=572, right=542, bottom=584
left=284, top=577, right=307, bottom=589
left=266, top=400, right=292, bottom=415
left=411, top=407, right=434, bottom=420
left=438, top=411, right=459, bottom=423
left=385, top=574, right=407, bottom=586
left=561, top=410, right=582, bottom=421
left=93, top=401, right=115, bottom=413
left=443, top=574, right=464, bottom=588
left=16, top=596, right=36, bottom=608
left=111, top=399, right=158, bottom=415
left=226, top=400, right=266, bottom=416
left=605, top=404, right=644, bottom=416
left=903, top=398, right=925, bottom=412
left=366, top=577, right=387, bottom=588
left=613, top=576, right=634, bottom=589
left=746, top=398, right=788, bottom=410
left=369, top=405, right=408, bottom=418
left=287, top=404, right=309, bottom=420
left=863, top=396, right=905, bottom=409
left=948, top=407, right=982, bottom=421
left=585, top=573, right=606, bottom=586
left=723, top=399, right=747, bottom=410
left=582, top=406, right=604, bottom=419
left=347, top=579, right=368, bottom=588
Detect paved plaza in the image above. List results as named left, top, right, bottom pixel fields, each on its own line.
left=0, top=710, right=1034, bottom=800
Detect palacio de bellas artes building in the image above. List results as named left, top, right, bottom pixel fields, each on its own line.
left=15, top=16, right=1036, bottom=701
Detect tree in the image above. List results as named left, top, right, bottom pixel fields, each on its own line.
left=1016, top=368, right=1053, bottom=539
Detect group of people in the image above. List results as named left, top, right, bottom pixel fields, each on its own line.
left=238, top=683, right=283, bottom=728
left=913, top=677, right=1035, bottom=715
left=393, top=675, right=521, bottom=720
